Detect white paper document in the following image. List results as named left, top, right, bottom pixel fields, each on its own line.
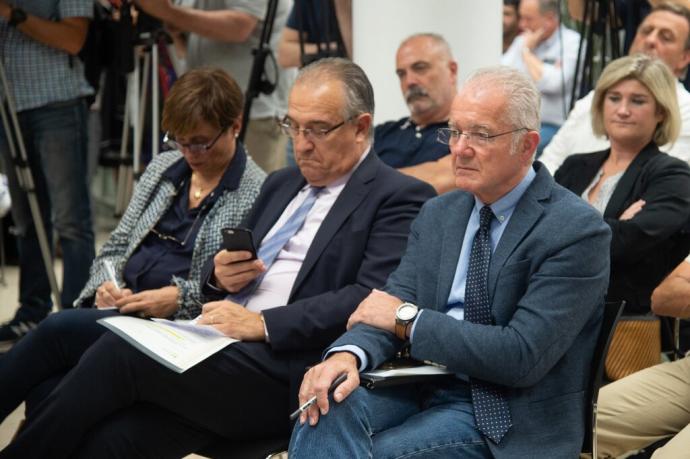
left=98, top=316, right=237, bottom=373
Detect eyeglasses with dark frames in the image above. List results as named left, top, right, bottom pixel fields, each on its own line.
left=436, top=127, right=530, bottom=147
left=164, top=127, right=227, bottom=154
left=278, top=116, right=355, bottom=142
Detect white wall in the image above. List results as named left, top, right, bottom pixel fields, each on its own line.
left=352, top=0, right=502, bottom=123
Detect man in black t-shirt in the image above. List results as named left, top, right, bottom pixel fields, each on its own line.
left=374, top=33, right=458, bottom=194
left=277, top=0, right=351, bottom=68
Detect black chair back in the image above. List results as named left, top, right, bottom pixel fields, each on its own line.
left=581, top=300, right=625, bottom=455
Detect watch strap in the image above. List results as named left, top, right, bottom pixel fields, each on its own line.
left=394, top=319, right=407, bottom=340
left=404, top=321, right=414, bottom=339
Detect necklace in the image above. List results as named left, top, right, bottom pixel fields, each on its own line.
left=191, top=173, right=203, bottom=200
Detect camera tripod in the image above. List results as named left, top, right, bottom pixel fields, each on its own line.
left=571, top=0, right=622, bottom=107
left=114, top=29, right=168, bottom=216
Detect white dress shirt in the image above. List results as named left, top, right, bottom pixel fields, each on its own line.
left=501, top=25, right=581, bottom=126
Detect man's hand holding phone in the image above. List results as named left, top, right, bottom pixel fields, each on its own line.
left=214, top=228, right=265, bottom=293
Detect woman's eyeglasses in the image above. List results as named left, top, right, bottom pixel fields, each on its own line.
left=164, top=127, right=227, bottom=154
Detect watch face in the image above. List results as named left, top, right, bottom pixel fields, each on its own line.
left=397, top=304, right=418, bottom=321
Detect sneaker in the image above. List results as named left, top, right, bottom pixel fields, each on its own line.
left=0, top=318, right=38, bottom=353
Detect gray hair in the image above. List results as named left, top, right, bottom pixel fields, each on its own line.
left=399, top=33, right=454, bottom=59
left=464, top=66, right=541, bottom=153
left=294, top=57, right=375, bottom=139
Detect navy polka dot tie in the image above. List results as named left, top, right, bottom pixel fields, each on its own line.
left=465, top=205, right=512, bottom=444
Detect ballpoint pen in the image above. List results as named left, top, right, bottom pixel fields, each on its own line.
left=289, top=373, right=348, bottom=421
left=103, top=259, right=120, bottom=291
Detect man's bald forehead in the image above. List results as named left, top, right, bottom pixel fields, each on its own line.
left=398, top=33, right=453, bottom=60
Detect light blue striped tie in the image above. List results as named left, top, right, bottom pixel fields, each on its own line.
left=226, top=186, right=323, bottom=304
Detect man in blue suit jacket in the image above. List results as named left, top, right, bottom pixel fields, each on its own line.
left=289, top=67, right=611, bottom=458
left=0, top=59, right=435, bottom=458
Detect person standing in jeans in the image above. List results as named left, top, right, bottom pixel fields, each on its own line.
left=0, top=0, right=95, bottom=350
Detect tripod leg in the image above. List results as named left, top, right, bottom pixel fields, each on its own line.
left=115, top=70, right=134, bottom=218
left=151, top=42, right=160, bottom=157
left=133, top=50, right=150, bottom=184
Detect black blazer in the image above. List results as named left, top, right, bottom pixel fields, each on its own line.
left=555, top=142, right=690, bottom=313
left=202, top=152, right=436, bottom=404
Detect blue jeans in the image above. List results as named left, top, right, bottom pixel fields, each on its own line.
left=0, top=98, right=95, bottom=318
left=289, top=381, right=491, bottom=459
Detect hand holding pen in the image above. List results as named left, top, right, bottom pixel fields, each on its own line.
left=95, top=260, right=131, bottom=309
left=290, top=373, right=347, bottom=421
left=294, top=352, right=361, bottom=426
left=103, top=259, right=120, bottom=291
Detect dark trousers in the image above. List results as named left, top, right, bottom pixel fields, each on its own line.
left=0, top=308, right=116, bottom=421
left=0, top=331, right=292, bottom=458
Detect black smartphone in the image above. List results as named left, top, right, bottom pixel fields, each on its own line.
left=221, top=227, right=258, bottom=260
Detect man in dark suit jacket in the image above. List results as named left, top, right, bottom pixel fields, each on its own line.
left=289, top=67, right=611, bottom=458
left=0, top=58, right=435, bottom=458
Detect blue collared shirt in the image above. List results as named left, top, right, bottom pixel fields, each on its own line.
left=443, top=166, right=537, bottom=321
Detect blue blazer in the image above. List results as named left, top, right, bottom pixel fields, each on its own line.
left=202, top=152, right=436, bottom=408
left=330, top=162, right=611, bottom=458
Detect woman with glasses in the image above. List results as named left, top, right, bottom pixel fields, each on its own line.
left=0, top=68, right=266, bottom=424
left=554, top=54, right=690, bottom=315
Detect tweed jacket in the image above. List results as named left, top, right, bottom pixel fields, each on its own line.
left=74, top=149, right=266, bottom=319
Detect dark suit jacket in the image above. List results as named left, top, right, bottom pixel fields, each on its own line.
left=330, top=162, right=611, bottom=458
left=555, top=142, right=690, bottom=313
left=202, top=152, right=436, bottom=406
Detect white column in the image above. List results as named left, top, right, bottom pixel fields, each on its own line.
left=352, top=0, right=502, bottom=123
